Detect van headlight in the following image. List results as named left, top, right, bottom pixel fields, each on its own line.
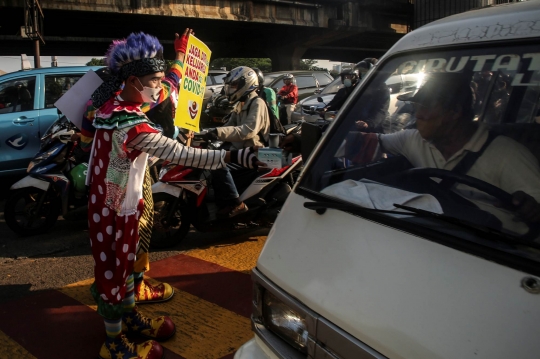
left=263, top=291, right=308, bottom=352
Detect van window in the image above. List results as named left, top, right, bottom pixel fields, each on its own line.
left=0, top=77, right=36, bottom=113
left=299, top=43, right=540, bottom=265
left=45, top=75, right=83, bottom=108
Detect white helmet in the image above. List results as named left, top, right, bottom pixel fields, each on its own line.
left=223, top=66, right=259, bottom=103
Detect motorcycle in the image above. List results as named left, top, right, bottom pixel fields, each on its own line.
left=5, top=116, right=89, bottom=236
left=150, top=123, right=303, bottom=248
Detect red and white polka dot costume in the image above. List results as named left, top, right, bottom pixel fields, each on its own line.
left=88, top=127, right=148, bottom=307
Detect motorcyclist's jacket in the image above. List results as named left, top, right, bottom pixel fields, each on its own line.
left=278, top=83, right=298, bottom=104
left=216, top=91, right=270, bottom=150
left=326, top=87, right=354, bottom=112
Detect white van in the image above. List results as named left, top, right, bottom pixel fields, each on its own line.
left=235, top=2, right=540, bottom=359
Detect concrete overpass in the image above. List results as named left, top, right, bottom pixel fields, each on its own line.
left=0, top=0, right=412, bottom=70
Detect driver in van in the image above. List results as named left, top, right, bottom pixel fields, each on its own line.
left=284, top=72, right=540, bottom=233
left=350, top=72, right=540, bottom=232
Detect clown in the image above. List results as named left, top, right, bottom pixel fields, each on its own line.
left=88, top=31, right=259, bottom=359
left=81, top=29, right=193, bottom=307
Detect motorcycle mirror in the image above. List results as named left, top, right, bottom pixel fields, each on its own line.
left=317, top=97, right=324, bottom=103
left=324, top=111, right=337, bottom=121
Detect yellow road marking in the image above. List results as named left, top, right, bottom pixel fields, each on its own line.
left=186, top=235, right=266, bottom=273
left=60, top=277, right=252, bottom=359
left=0, top=329, right=37, bottom=359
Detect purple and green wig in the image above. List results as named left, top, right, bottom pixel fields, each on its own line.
left=92, top=32, right=166, bottom=108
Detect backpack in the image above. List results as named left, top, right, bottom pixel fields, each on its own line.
left=246, top=94, right=286, bottom=145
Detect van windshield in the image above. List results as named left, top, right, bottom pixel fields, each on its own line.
left=299, top=43, right=540, bottom=262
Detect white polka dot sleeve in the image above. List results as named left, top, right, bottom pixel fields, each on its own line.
left=127, top=132, right=226, bottom=170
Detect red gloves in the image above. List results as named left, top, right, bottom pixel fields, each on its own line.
left=174, top=33, right=189, bottom=53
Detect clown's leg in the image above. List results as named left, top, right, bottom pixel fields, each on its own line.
left=134, top=168, right=174, bottom=304
left=122, top=274, right=176, bottom=341
left=92, top=280, right=164, bottom=359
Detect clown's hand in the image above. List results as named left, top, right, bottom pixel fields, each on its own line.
left=174, top=28, right=195, bottom=55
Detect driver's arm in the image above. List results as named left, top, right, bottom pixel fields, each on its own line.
left=494, top=138, right=540, bottom=222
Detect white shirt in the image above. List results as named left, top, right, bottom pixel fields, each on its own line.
left=380, top=124, right=540, bottom=234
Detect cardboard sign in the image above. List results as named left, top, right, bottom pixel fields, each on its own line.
left=258, top=148, right=292, bottom=169
left=54, top=70, right=103, bottom=129
left=174, top=35, right=211, bottom=132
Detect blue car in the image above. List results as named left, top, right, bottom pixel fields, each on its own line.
left=0, top=65, right=102, bottom=177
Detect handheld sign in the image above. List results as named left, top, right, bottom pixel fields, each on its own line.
left=175, top=35, right=211, bottom=133
left=54, top=70, right=103, bottom=129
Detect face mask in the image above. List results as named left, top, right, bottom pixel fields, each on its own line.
left=344, top=79, right=352, bottom=88
left=136, top=78, right=162, bottom=103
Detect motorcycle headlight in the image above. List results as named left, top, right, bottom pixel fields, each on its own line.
left=263, top=291, right=308, bottom=352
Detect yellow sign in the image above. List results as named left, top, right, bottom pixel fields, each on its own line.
left=174, top=35, right=211, bottom=132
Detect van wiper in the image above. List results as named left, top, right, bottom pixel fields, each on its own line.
left=303, top=201, right=418, bottom=216
left=394, top=203, right=540, bottom=250
left=304, top=201, right=540, bottom=250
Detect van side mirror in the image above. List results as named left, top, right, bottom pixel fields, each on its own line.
left=301, top=122, right=323, bottom=163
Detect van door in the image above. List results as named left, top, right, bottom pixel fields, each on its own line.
left=0, top=75, right=40, bottom=174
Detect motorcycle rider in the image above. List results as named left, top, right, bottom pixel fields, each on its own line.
left=322, top=67, right=361, bottom=113
left=205, top=66, right=270, bottom=218
left=277, top=73, right=298, bottom=125
left=253, top=67, right=279, bottom=120
left=353, top=58, right=390, bottom=133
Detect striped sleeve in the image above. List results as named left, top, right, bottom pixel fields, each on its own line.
left=127, top=132, right=225, bottom=170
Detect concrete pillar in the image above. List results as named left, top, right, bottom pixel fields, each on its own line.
left=268, top=45, right=307, bottom=71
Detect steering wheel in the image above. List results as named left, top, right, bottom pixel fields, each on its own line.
left=399, top=168, right=539, bottom=240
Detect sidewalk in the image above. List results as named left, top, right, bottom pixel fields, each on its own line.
left=0, top=235, right=266, bottom=359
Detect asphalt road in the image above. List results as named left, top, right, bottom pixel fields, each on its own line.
left=0, top=175, right=268, bottom=304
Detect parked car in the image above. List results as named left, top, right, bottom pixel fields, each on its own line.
left=0, top=66, right=102, bottom=177
left=264, top=71, right=334, bottom=102
left=291, top=72, right=423, bottom=123
left=234, top=2, right=540, bottom=359
left=291, top=76, right=344, bottom=122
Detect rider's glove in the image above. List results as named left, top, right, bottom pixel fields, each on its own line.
left=176, top=127, right=190, bottom=145
left=204, top=128, right=219, bottom=142
left=229, top=147, right=259, bottom=169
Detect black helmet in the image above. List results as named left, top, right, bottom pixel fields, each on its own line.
left=252, top=67, right=264, bottom=89
left=339, top=68, right=359, bottom=85
left=355, top=58, right=378, bottom=77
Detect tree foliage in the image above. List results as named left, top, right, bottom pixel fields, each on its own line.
left=86, top=58, right=106, bottom=66
left=299, top=59, right=320, bottom=71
